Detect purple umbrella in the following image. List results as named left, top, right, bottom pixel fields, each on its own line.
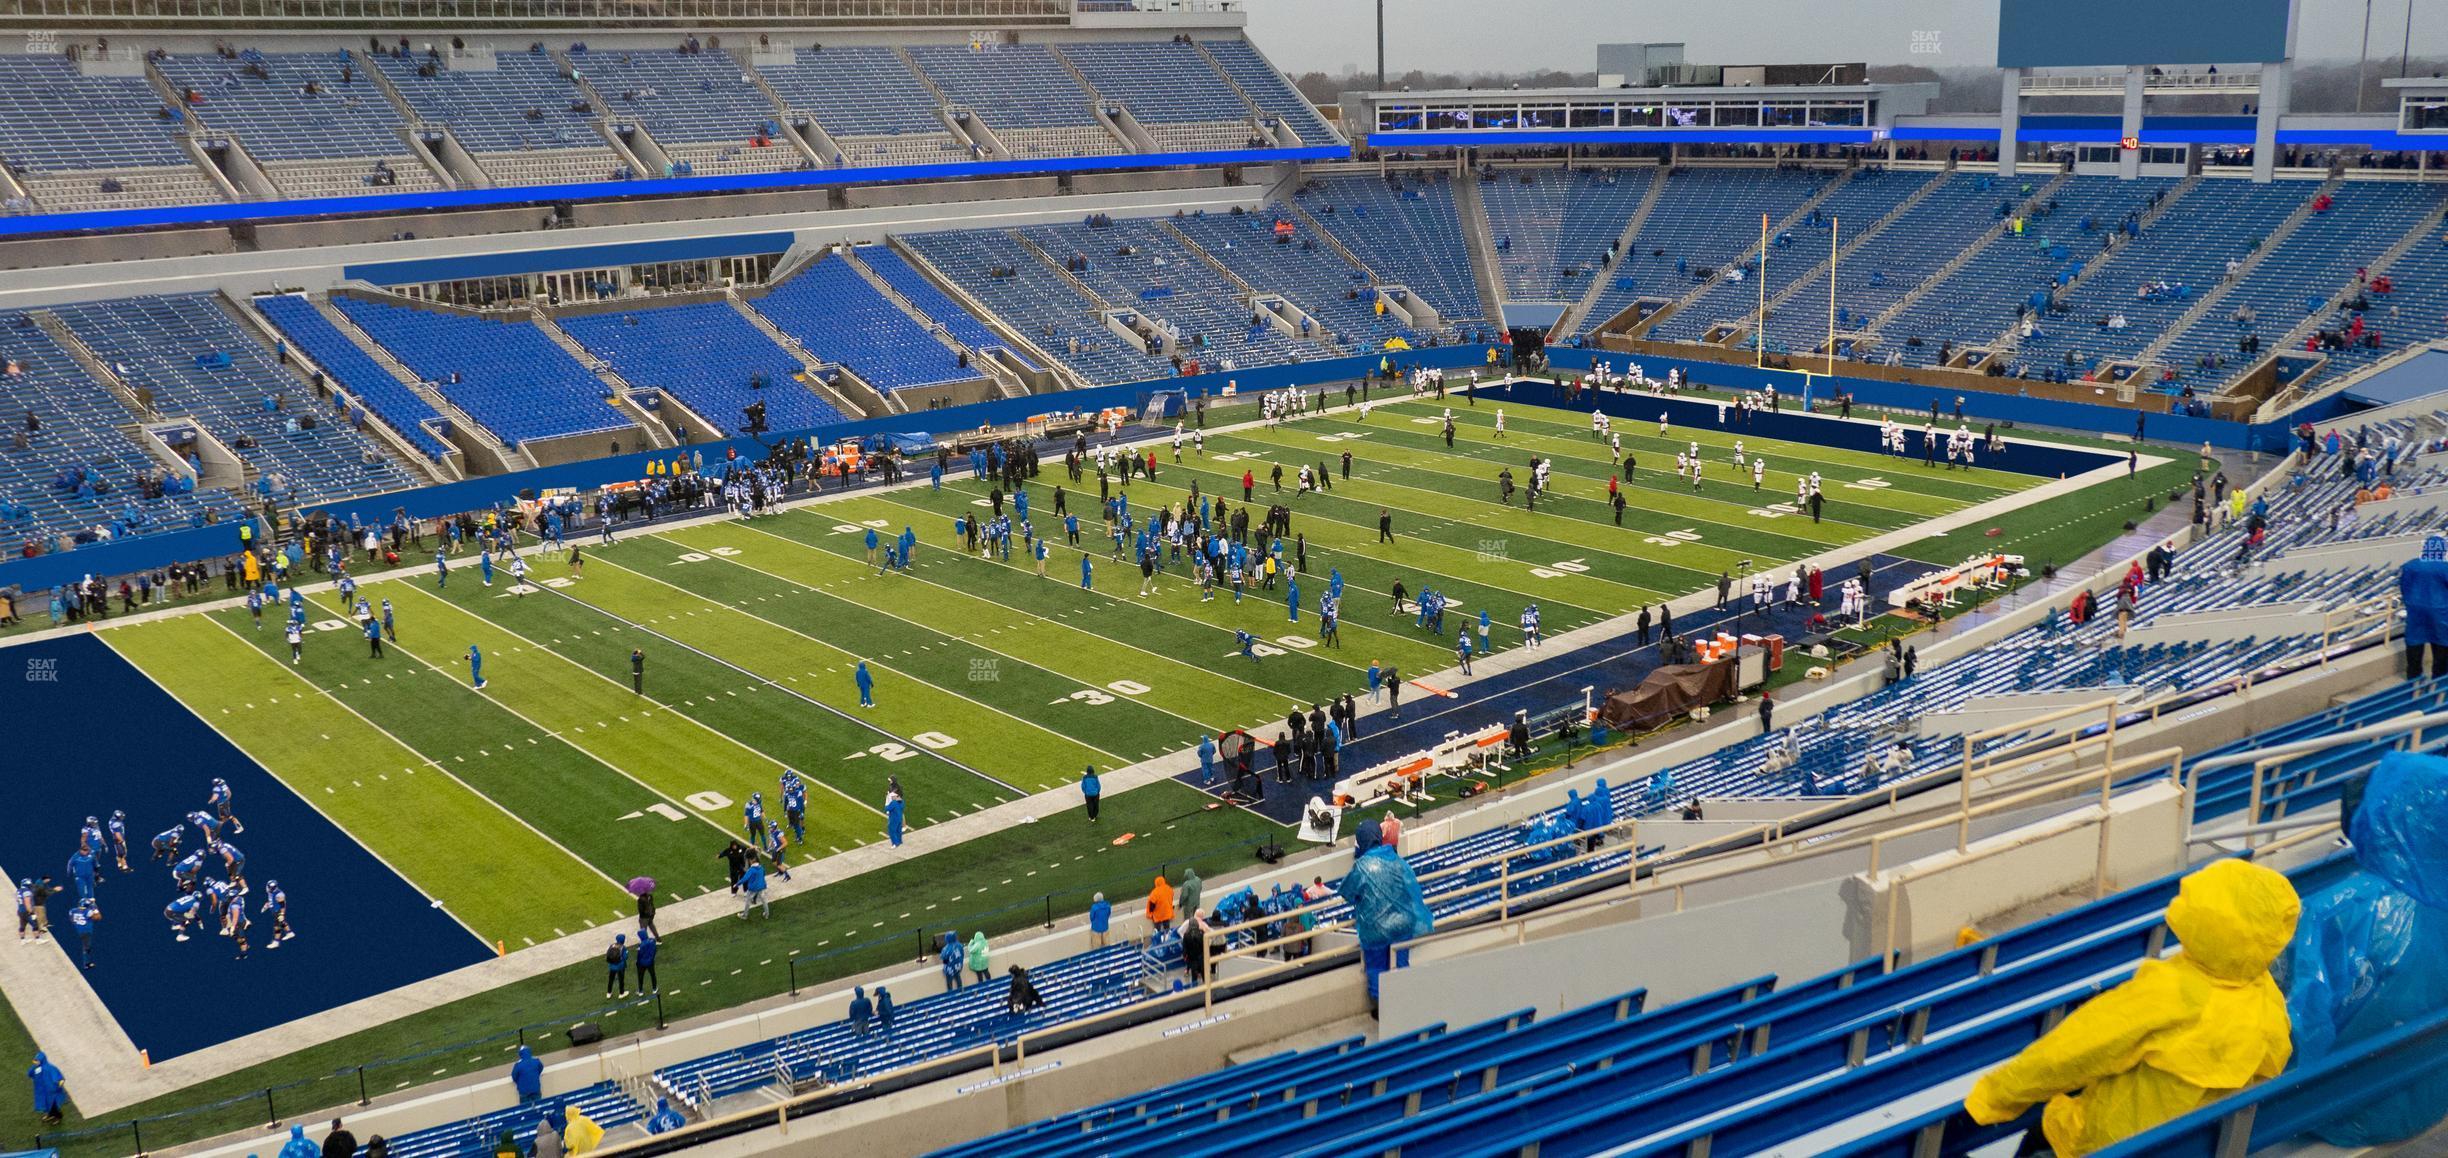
left=626, top=877, right=656, bottom=898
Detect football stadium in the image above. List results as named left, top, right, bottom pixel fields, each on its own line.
left=0, top=0, right=2446, bottom=1153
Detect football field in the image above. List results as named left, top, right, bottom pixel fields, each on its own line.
left=86, top=394, right=2066, bottom=959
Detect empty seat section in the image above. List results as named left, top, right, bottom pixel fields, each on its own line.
left=1060, top=41, right=1251, bottom=153
left=1761, top=173, right=2000, bottom=354
left=1296, top=173, right=1489, bottom=332
left=898, top=228, right=1170, bottom=385
left=1873, top=175, right=2162, bottom=365
left=746, top=257, right=970, bottom=393
left=1650, top=169, right=1937, bottom=344
left=755, top=45, right=968, bottom=167
left=53, top=294, right=419, bottom=506
left=1196, top=38, right=1339, bottom=145
left=155, top=50, right=441, bottom=198
left=1170, top=209, right=1415, bottom=351
left=557, top=299, right=845, bottom=430
left=564, top=44, right=803, bottom=177
left=1019, top=219, right=1308, bottom=367
left=0, top=311, right=244, bottom=544
left=251, top=294, right=454, bottom=463
left=1477, top=167, right=1657, bottom=305
left=1578, top=166, right=1830, bottom=339
left=0, top=55, right=218, bottom=213
left=855, top=246, right=1032, bottom=367
left=334, top=297, right=629, bottom=447
left=366, top=49, right=621, bottom=188
left=907, top=43, right=1115, bottom=160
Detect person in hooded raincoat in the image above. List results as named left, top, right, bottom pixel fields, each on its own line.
left=26, top=1051, right=65, bottom=1124
left=1339, top=819, right=1433, bottom=1009
left=277, top=1124, right=320, bottom=1158
left=511, top=1044, right=543, bottom=1103
left=847, top=985, right=873, bottom=1037
left=875, top=985, right=896, bottom=1036
left=884, top=790, right=904, bottom=848
left=939, top=931, right=964, bottom=991
left=645, top=1098, right=686, bottom=1134
left=966, top=930, right=992, bottom=985
left=1964, top=857, right=2300, bottom=1157
left=1176, top=868, right=1203, bottom=923
left=2279, top=750, right=2448, bottom=1145
left=1147, top=873, right=1176, bottom=927
left=854, top=661, right=874, bottom=708
left=2399, top=534, right=2448, bottom=679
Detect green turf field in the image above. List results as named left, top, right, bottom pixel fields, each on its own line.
left=89, top=397, right=2060, bottom=942
left=5, top=395, right=2153, bottom=1154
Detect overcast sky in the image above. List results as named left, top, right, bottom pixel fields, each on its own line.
left=1239, top=0, right=2444, bottom=78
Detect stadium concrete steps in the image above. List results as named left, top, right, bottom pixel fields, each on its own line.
left=347, top=49, right=465, bottom=192
left=1555, top=163, right=1669, bottom=337
left=1624, top=166, right=1858, bottom=341
left=725, top=287, right=891, bottom=419
left=1454, top=173, right=1509, bottom=332
left=2131, top=176, right=2335, bottom=369
left=1185, top=39, right=1268, bottom=127
left=2218, top=185, right=2448, bottom=400
left=886, top=235, right=1089, bottom=392
left=217, top=290, right=454, bottom=485
left=1278, top=197, right=1378, bottom=281
left=30, top=308, right=164, bottom=426
left=836, top=247, right=1028, bottom=399
left=525, top=307, right=673, bottom=453
left=1983, top=171, right=2204, bottom=353
left=314, top=292, right=525, bottom=465
left=727, top=48, right=827, bottom=169
left=1013, top=231, right=1119, bottom=312
left=2242, top=192, right=2448, bottom=403
left=1858, top=169, right=2070, bottom=348
left=1160, top=218, right=1342, bottom=357
left=1753, top=167, right=1948, bottom=332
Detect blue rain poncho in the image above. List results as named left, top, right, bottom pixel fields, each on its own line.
left=2280, top=750, right=2448, bottom=1145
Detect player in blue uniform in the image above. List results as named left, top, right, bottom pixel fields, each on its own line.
left=209, top=777, right=243, bottom=835
left=479, top=546, right=495, bottom=587
left=246, top=587, right=265, bottom=629
left=171, top=850, right=206, bottom=891
left=381, top=598, right=396, bottom=642
left=65, top=899, right=96, bottom=969
left=260, top=880, right=294, bottom=945
left=106, top=811, right=130, bottom=873
left=164, top=891, right=203, bottom=942
left=76, top=817, right=101, bottom=856
left=1237, top=630, right=1260, bottom=664
left=743, top=793, right=767, bottom=846
left=150, top=826, right=182, bottom=864
left=468, top=644, right=487, bottom=690
left=216, top=842, right=247, bottom=894
left=186, top=809, right=221, bottom=848
left=435, top=549, right=449, bottom=588
left=780, top=770, right=807, bottom=844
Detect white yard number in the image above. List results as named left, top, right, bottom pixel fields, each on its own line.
left=1277, top=635, right=1317, bottom=650
left=1056, top=680, right=1153, bottom=706
left=1747, top=504, right=1800, bottom=520
left=1209, top=451, right=1250, bottom=462
left=1530, top=559, right=1591, bottom=579
left=862, top=734, right=958, bottom=762
left=635, top=802, right=689, bottom=822
left=1315, top=431, right=1366, bottom=443
left=1642, top=529, right=1704, bottom=549
left=670, top=547, right=743, bottom=564
left=1844, top=478, right=1892, bottom=491
left=832, top=519, right=891, bottom=534
left=309, top=618, right=352, bottom=633
left=685, top=791, right=731, bottom=811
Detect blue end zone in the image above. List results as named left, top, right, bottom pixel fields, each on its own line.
left=0, top=634, right=491, bottom=1061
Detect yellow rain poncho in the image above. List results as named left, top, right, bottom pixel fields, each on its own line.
left=562, top=1105, right=605, bottom=1154
left=1964, top=858, right=2301, bottom=1157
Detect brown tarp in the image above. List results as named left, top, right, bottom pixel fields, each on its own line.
left=1599, top=661, right=1736, bottom=732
